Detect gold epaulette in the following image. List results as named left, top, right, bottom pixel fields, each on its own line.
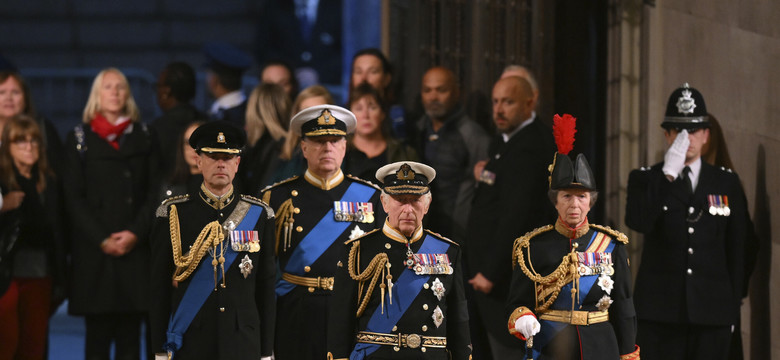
left=260, top=176, right=300, bottom=204
left=590, top=224, right=629, bottom=244
left=512, top=225, right=554, bottom=266
left=155, top=194, right=190, bottom=217
left=240, top=195, right=275, bottom=219
left=345, top=174, right=382, bottom=191
left=424, top=229, right=459, bottom=247
left=345, top=228, right=380, bottom=245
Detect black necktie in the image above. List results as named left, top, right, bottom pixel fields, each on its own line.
left=682, top=166, right=693, bottom=196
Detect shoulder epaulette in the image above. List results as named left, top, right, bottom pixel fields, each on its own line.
left=424, top=229, right=460, bottom=247
left=345, top=174, right=382, bottom=191
left=156, top=194, right=190, bottom=217
left=344, top=228, right=381, bottom=245
left=240, top=195, right=275, bottom=219
left=590, top=224, right=629, bottom=244
left=512, top=225, right=554, bottom=266
left=260, top=175, right=299, bottom=193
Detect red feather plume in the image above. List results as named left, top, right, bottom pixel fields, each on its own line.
left=552, top=114, right=577, bottom=155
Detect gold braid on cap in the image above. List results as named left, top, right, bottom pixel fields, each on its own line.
left=513, top=225, right=580, bottom=312
left=274, top=198, right=295, bottom=254
left=168, top=204, right=225, bottom=283
left=347, top=241, right=390, bottom=317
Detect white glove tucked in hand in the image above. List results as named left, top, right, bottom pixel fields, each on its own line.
left=514, top=314, right=541, bottom=339
left=662, top=129, right=689, bottom=179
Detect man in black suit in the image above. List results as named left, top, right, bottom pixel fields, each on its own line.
left=465, top=76, right=556, bottom=359
left=626, top=83, right=750, bottom=359
left=150, top=121, right=276, bottom=360
left=204, top=43, right=251, bottom=127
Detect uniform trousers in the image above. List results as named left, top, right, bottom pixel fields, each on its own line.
left=85, top=313, right=143, bottom=360
left=0, top=277, right=52, bottom=360
left=637, top=319, right=731, bottom=360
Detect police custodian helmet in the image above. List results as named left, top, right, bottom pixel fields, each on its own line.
left=661, top=83, right=710, bottom=130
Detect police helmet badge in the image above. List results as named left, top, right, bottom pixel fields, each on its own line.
left=675, top=85, right=696, bottom=115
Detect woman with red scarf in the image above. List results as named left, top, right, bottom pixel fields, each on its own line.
left=63, top=68, right=159, bottom=360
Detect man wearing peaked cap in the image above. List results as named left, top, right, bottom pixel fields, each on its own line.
left=626, top=84, right=752, bottom=359
left=261, top=105, right=382, bottom=359
left=327, top=161, right=472, bottom=359
left=507, top=114, right=640, bottom=359
left=204, top=42, right=252, bottom=127
left=149, top=121, right=276, bottom=360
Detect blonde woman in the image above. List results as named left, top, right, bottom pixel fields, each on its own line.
left=63, top=68, right=158, bottom=360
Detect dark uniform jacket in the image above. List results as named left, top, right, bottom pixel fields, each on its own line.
left=328, top=222, right=471, bottom=360
left=261, top=170, right=383, bottom=360
left=63, top=122, right=158, bottom=314
left=465, top=117, right=556, bottom=345
left=149, top=188, right=276, bottom=359
left=507, top=220, right=637, bottom=359
left=626, top=161, right=748, bottom=325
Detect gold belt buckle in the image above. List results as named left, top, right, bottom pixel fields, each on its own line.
left=570, top=311, right=588, bottom=326
left=405, top=334, right=422, bottom=349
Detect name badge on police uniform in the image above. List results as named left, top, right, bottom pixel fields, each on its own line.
left=230, top=230, right=260, bottom=252
left=708, top=194, right=730, bottom=216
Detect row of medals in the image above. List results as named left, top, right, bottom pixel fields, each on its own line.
left=333, top=201, right=374, bottom=223
left=708, top=195, right=731, bottom=216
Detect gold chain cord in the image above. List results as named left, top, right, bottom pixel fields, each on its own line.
left=347, top=241, right=389, bottom=317
left=168, top=204, right=225, bottom=283
left=274, top=198, right=294, bottom=255
left=515, top=237, right=579, bottom=312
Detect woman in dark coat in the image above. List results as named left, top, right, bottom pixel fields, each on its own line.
left=63, top=68, right=159, bottom=360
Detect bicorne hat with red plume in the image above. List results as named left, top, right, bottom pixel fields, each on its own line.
left=548, top=114, right=596, bottom=191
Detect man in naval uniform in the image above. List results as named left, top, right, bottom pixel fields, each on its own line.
left=149, top=121, right=276, bottom=360
left=327, top=161, right=471, bottom=360
left=507, top=114, right=639, bottom=359
left=626, top=84, right=751, bottom=359
left=261, top=105, right=384, bottom=360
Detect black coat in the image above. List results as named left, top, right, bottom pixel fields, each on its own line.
left=507, top=222, right=637, bottom=359
left=626, top=161, right=748, bottom=325
left=63, top=123, right=159, bottom=314
left=211, top=100, right=247, bottom=129
left=239, top=132, right=285, bottom=197
left=149, top=191, right=276, bottom=359
left=261, top=172, right=383, bottom=360
left=328, top=226, right=471, bottom=360
left=465, top=118, right=556, bottom=344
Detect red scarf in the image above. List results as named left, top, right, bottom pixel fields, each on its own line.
left=90, top=113, right=132, bottom=150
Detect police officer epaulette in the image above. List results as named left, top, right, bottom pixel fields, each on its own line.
left=423, top=229, right=460, bottom=247
left=344, top=228, right=381, bottom=245
left=512, top=225, right=554, bottom=266
left=155, top=194, right=191, bottom=217
left=345, top=174, right=382, bottom=191
left=240, top=194, right=275, bottom=219
left=589, top=224, right=629, bottom=244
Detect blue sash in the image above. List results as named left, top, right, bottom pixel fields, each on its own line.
left=164, top=203, right=265, bottom=356
left=529, top=231, right=616, bottom=360
left=350, top=234, right=450, bottom=360
left=276, top=182, right=376, bottom=296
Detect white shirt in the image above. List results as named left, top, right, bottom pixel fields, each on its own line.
left=684, top=157, right=702, bottom=192
left=502, top=111, right=536, bottom=143
left=209, top=90, right=246, bottom=116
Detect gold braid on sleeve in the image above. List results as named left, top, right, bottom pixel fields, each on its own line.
left=274, top=198, right=294, bottom=255
left=168, top=204, right=225, bottom=282
left=514, top=233, right=578, bottom=312
left=347, top=241, right=389, bottom=317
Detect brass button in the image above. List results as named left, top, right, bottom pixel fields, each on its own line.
left=572, top=242, right=579, bottom=248
left=423, top=283, right=430, bottom=289
left=304, top=266, right=311, bottom=273
left=296, top=226, right=303, bottom=232
left=422, top=304, right=428, bottom=310
left=422, top=325, right=428, bottom=332
left=421, top=347, right=427, bottom=353
left=385, top=243, right=391, bottom=249
left=392, top=326, right=397, bottom=332
left=308, top=287, right=315, bottom=292
left=219, top=307, right=225, bottom=312
left=291, top=190, right=299, bottom=196
left=294, top=207, right=301, bottom=214
left=393, top=346, right=400, bottom=352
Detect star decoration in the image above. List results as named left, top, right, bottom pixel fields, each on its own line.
left=597, top=295, right=614, bottom=311
left=597, top=274, right=614, bottom=294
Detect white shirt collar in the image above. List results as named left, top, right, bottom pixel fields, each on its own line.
left=209, top=90, right=246, bottom=115
left=502, top=111, right=535, bottom=143
left=685, top=157, right=702, bottom=192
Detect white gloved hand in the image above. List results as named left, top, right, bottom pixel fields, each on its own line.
left=662, top=129, right=689, bottom=179
left=514, top=314, right=541, bottom=339
left=154, top=354, right=167, bottom=360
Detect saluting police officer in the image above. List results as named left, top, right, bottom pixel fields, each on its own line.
left=261, top=105, right=384, bottom=360
left=149, top=121, right=276, bottom=360
left=327, top=161, right=471, bottom=360
left=626, top=84, right=751, bottom=359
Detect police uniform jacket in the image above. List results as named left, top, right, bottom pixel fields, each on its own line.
left=626, top=161, right=748, bottom=325
left=149, top=188, right=276, bottom=359
left=507, top=220, right=637, bottom=359
left=261, top=170, right=383, bottom=359
left=328, top=222, right=471, bottom=360
left=63, top=122, right=159, bottom=315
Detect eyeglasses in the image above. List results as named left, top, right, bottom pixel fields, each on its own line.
left=11, top=138, right=40, bottom=147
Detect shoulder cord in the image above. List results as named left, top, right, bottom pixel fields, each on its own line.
left=515, top=238, right=579, bottom=312
left=347, top=241, right=390, bottom=317
left=169, top=204, right=226, bottom=289
left=274, top=198, right=294, bottom=254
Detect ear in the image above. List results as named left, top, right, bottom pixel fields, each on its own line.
left=702, top=128, right=710, bottom=144
left=196, top=154, right=203, bottom=171
left=380, top=193, right=391, bottom=213
left=422, top=194, right=431, bottom=215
